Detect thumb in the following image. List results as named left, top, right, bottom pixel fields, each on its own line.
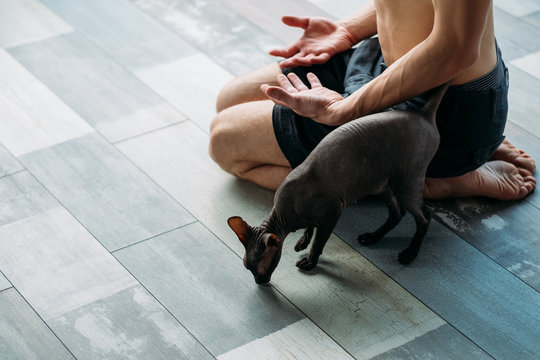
left=281, top=15, right=310, bottom=29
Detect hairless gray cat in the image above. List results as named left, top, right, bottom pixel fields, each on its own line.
left=229, top=83, right=449, bottom=284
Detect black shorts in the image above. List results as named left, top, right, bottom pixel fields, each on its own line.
left=272, top=37, right=509, bottom=178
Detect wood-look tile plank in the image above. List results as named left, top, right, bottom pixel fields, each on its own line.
left=217, top=319, right=354, bottom=360
left=511, top=50, right=540, bottom=80
left=495, top=7, right=540, bottom=60
left=0, top=208, right=213, bottom=360
left=428, top=197, right=540, bottom=290
left=0, top=207, right=138, bottom=320
left=115, top=122, right=492, bottom=359
left=130, top=0, right=280, bottom=75
left=221, top=0, right=329, bottom=44
left=19, top=133, right=194, bottom=251
left=9, top=32, right=186, bottom=143
left=306, top=0, right=371, bottom=20
left=495, top=0, right=540, bottom=18
left=0, top=171, right=58, bottom=228
left=115, top=222, right=304, bottom=356
left=50, top=285, right=214, bottom=360
left=0, top=143, right=23, bottom=178
left=0, top=48, right=94, bottom=157
left=507, top=64, right=540, bottom=138
left=135, top=54, right=233, bottom=132
left=0, top=0, right=72, bottom=49
left=334, top=201, right=540, bottom=360
left=0, top=273, right=11, bottom=291
left=41, top=0, right=196, bottom=71
left=524, top=10, right=540, bottom=29
left=370, top=324, right=491, bottom=360
left=0, top=288, right=75, bottom=360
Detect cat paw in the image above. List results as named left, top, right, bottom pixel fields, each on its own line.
left=397, top=248, right=418, bottom=264
left=296, top=257, right=317, bottom=271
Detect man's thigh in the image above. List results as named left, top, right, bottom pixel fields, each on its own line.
left=211, top=100, right=290, bottom=172
left=216, top=63, right=282, bottom=112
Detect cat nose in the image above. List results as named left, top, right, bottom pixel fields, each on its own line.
left=254, top=275, right=270, bottom=284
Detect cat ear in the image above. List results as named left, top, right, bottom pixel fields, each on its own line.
left=227, top=216, right=251, bottom=248
left=265, top=233, right=282, bottom=248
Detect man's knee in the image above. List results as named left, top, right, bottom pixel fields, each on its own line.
left=216, top=77, right=242, bottom=113
left=209, top=114, right=242, bottom=176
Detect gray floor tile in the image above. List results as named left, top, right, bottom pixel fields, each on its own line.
left=131, top=0, right=280, bottom=75
left=222, top=0, right=329, bottom=44
left=0, top=207, right=137, bottom=320
left=0, top=47, right=94, bottom=157
left=0, top=288, right=75, bottom=360
left=0, top=0, right=72, bottom=49
left=429, top=197, right=540, bottom=290
left=370, top=324, right=491, bottom=360
left=495, top=7, right=540, bottom=60
left=306, top=0, right=370, bottom=19
left=41, top=0, right=196, bottom=71
left=0, top=171, right=58, bottom=228
left=9, top=32, right=186, bottom=143
left=19, top=133, right=194, bottom=251
left=0, top=273, right=11, bottom=291
left=135, top=55, right=232, bottom=132
left=114, top=222, right=304, bottom=356
left=217, top=318, right=354, bottom=360
left=50, top=285, right=214, bottom=360
left=507, top=64, right=540, bottom=138
left=0, top=143, right=23, bottom=178
left=495, top=0, right=540, bottom=18
left=335, top=201, right=540, bottom=360
left=0, top=208, right=212, bottom=360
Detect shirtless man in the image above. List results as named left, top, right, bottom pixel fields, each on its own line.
left=209, top=0, right=536, bottom=200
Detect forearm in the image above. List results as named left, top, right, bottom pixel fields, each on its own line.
left=334, top=37, right=473, bottom=124
left=338, top=1, right=377, bottom=43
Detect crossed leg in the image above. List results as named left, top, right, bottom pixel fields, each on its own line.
left=210, top=64, right=292, bottom=190
left=210, top=63, right=536, bottom=200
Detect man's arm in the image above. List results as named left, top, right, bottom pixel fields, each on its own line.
left=264, top=0, right=493, bottom=126
left=269, top=1, right=377, bottom=68
left=338, top=1, right=377, bottom=43
left=333, top=0, right=492, bottom=124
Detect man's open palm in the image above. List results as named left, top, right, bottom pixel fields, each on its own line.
left=261, top=72, right=344, bottom=125
left=270, top=16, right=356, bottom=68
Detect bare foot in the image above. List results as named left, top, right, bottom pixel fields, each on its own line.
left=424, top=160, right=536, bottom=200
left=490, top=139, right=536, bottom=174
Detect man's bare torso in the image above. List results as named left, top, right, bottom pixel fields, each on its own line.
left=375, top=0, right=496, bottom=84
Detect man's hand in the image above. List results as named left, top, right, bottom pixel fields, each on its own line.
left=261, top=72, right=346, bottom=126
left=269, top=16, right=356, bottom=68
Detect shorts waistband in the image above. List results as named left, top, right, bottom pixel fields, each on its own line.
left=459, top=44, right=507, bottom=91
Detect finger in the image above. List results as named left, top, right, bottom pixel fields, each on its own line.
left=309, top=53, right=331, bottom=65
left=276, top=73, right=298, bottom=93
left=281, top=15, right=310, bottom=29
left=285, top=55, right=314, bottom=67
left=287, top=73, right=309, bottom=91
left=269, top=44, right=300, bottom=58
left=262, top=84, right=297, bottom=108
left=306, top=72, right=323, bottom=88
